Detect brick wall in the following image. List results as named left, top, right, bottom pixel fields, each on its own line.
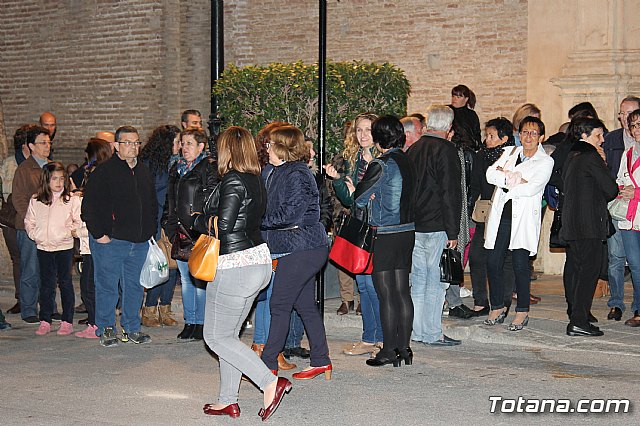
left=0, top=0, right=212, bottom=167
left=223, top=0, right=528, bottom=126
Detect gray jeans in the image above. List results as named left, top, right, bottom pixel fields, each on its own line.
left=203, top=263, right=275, bottom=405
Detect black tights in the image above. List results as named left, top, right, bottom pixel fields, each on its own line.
left=372, top=269, right=413, bottom=357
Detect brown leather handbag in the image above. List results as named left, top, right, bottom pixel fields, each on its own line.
left=188, top=216, right=220, bottom=282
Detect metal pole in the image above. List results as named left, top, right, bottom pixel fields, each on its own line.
left=316, top=0, right=327, bottom=318
left=208, top=0, right=224, bottom=145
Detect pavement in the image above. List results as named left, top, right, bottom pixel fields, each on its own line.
left=1, top=274, right=639, bottom=425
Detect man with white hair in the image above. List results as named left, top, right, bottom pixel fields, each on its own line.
left=406, top=105, right=463, bottom=346
left=400, top=116, right=423, bottom=151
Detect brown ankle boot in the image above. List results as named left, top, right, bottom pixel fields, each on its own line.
left=141, top=306, right=161, bottom=327
left=158, top=304, right=178, bottom=326
left=278, top=352, right=296, bottom=370
left=251, top=343, right=265, bottom=357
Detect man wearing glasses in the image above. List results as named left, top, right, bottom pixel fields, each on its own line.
left=11, top=126, right=51, bottom=324
left=82, top=126, right=157, bottom=347
left=603, top=96, right=640, bottom=322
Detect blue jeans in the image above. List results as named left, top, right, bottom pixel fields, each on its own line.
left=145, top=268, right=178, bottom=307
left=90, top=236, right=148, bottom=335
left=253, top=273, right=274, bottom=345
left=411, top=231, right=448, bottom=343
left=608, top=221, right=627, bottom=312
left=619, top=230, right=640, bottom=313
left=176, top=260, right=206, bottom=325
left=356, top=274, right=383, bottom=344
left=203, top=263, right=274, bottom=405
left=285, top=310, right=304, bottom=349
left=17, top=229, right=40, bottom=319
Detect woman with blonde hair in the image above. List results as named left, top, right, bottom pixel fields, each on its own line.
left=193, top=126, right=291, bottom=421
left=325, top=113, right=384, bottom=358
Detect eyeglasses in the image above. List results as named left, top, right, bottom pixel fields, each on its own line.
left=180, top=141, right=198, bottom=147
left=630, top=123, right=640, bottom=131
left=118, top=141, right=141, bottom=146
left=520, top=131, right=540, bottom=138
left=619, top=111, right=632, bottom=117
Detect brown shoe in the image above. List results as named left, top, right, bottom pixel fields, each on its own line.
left=624, top=311, right=640, bottom=327
left=158, top=304, right=178, bottom=326
left=278, top=352, right=297, bottom=370
left=337, top=302, right=349, bottom=315
left=141, top=306, right=161, bottom=327
left=251, top=343, right=265, bottom=357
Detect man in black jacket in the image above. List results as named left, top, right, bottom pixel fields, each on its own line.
left=406, top=105, right=462, bottom=346
left=82, top=126, right=157, bottom=347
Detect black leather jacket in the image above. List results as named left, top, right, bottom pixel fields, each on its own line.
left=193, top=170, right=267, bottom=255
left=162, top=157, right=219, bottom=241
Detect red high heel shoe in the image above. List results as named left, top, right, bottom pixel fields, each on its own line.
left=291, top=364, right=332, bottom=380
left=259, top=377, right=292, bottom=421
left=203, top=403, right=240, bottom=418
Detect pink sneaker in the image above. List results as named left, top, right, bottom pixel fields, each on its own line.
left=57, top=321, right=74, bottom=335
left=35, top=321, right=51, bottom=335
left=75, top=324, right=99, bottom=339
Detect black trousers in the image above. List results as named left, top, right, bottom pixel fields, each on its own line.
left=263, top=246, right=330, bottom=370
left=2, top=226, right=21, bottom=300
left=80, top=254, right=96, bottom=325
left=37, top=249, right=74, bottom=323
left=564, top=239, right=603, bottom=327
left=486, top=215, right=531, bottom=312
left=469, top=223, right=514, bottom=308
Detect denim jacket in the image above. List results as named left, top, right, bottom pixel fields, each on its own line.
left=354, top=148, right=415, bottom=234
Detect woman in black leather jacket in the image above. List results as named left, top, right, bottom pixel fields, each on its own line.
left=162, top=127, right=218, bottom=340
left=193, top=126, right=291, bottom=421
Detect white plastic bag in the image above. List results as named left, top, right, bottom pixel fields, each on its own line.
left=140, top=237, right=170, bottom=289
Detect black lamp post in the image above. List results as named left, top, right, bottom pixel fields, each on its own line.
left=208, top=0, right=224, bottom=143
left=316, top=0, right=327, bottom=317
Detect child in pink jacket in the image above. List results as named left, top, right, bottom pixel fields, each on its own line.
left=25, top=162, right=82, bottom=335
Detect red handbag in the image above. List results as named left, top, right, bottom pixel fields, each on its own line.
left=329, top=211, right=376, bottom=274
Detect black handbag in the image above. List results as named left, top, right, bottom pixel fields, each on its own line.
left=0, top=193, right=17, bottom=228
left=439, top=248, right=464, bottom=285
left=549, top=209, right=567, bottom=249
left=329, top=210, right=377, bottom=274
left=171, top=223, right=195, bottom=261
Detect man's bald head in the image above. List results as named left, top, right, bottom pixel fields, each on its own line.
left=39, top=112, right=57, bottom=140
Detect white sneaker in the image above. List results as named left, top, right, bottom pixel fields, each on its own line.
left=460, top=287, right=473, bottom=298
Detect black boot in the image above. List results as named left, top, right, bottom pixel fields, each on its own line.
left=177, top=323, right=196, bottom=339
left=192, top=324, right=204, bottom=340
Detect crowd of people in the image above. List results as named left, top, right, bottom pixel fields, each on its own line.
left=1, top=90, right=640, bottom=419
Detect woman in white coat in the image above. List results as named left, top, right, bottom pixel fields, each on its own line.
left=483, top=116, right=553, bottom=330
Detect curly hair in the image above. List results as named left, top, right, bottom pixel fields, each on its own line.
left=139, top=125, right=181, bottom=174
left=342, top=113, right=378, bottom=166
left=255, top=121, right=289, bottom=168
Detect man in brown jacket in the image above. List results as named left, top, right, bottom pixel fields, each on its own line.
left=12, top=125, right=51, bottom=323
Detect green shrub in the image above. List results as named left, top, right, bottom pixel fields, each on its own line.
left=212, top=61, right=410, bottom=157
